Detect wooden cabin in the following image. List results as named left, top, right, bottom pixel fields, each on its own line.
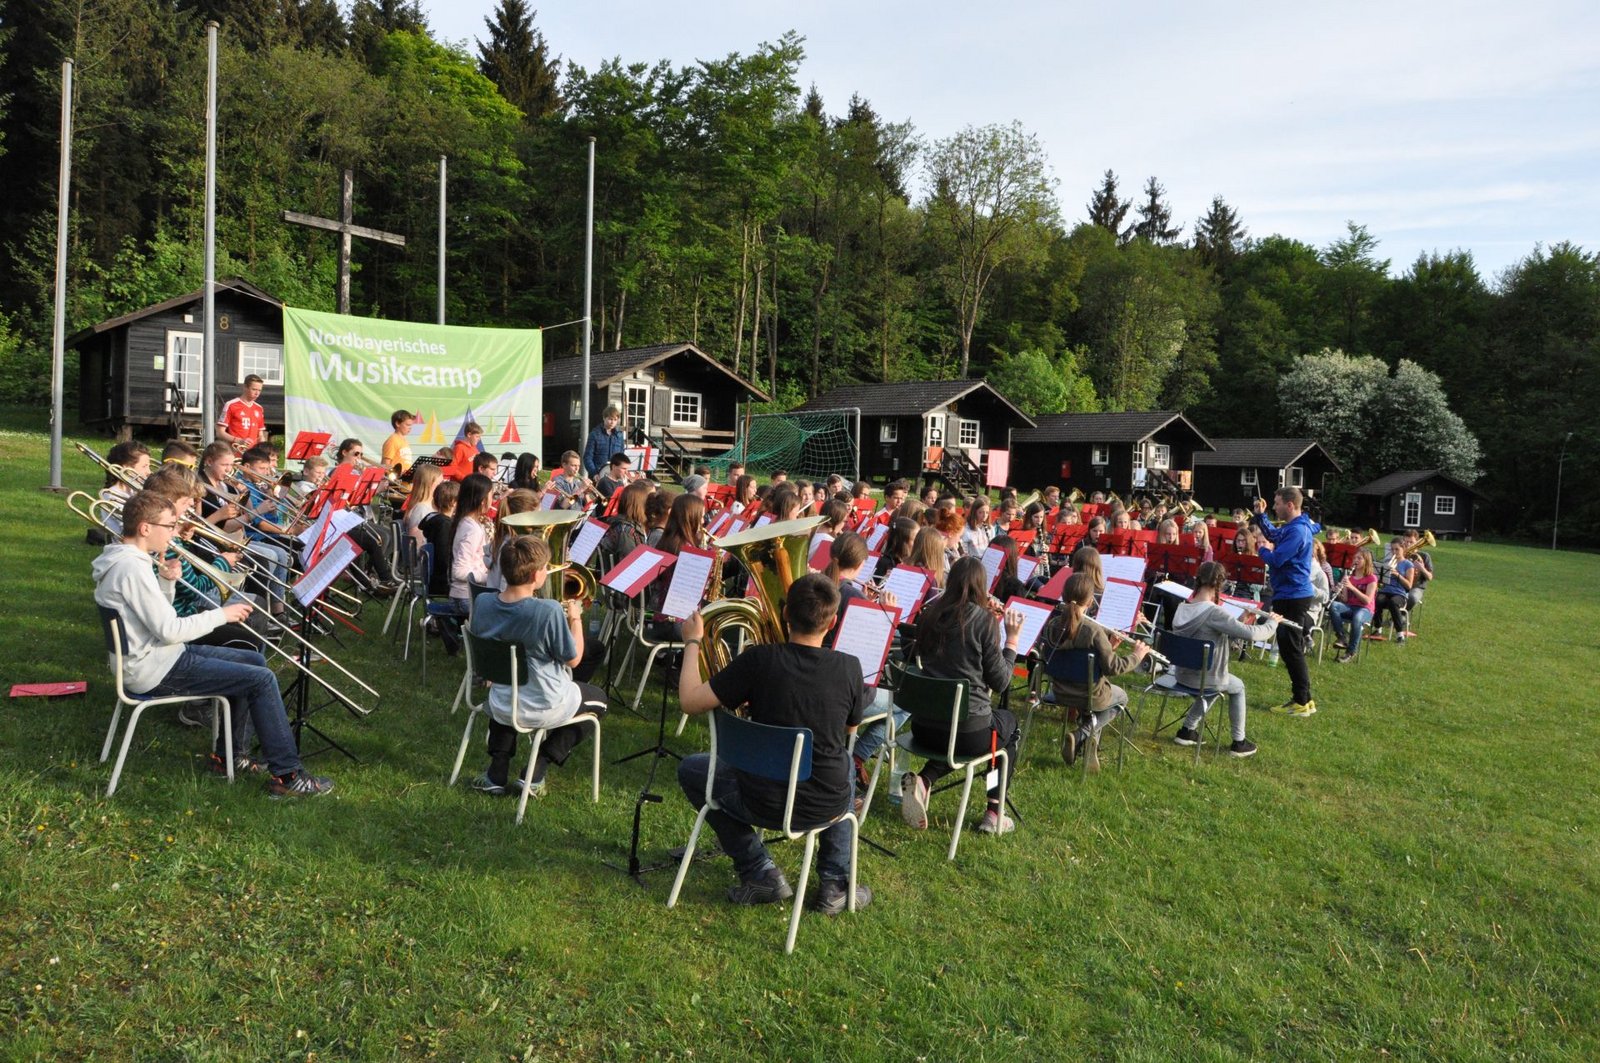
left=1009, top=411, right=1213, bottom=497
left=792, top=380, right=1034, bottom=490
left=1351, top=469, right=1480, bottom=538
left=71, top=279, right=285, bottom=440
left=1191, top=438, right=1341, bottom=509
left=541, top=343, right=769, bottom=469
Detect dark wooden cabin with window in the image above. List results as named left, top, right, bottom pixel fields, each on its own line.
left=1351, top=469, right=1480, bottom=538
left=70, top=279, right=285, bottom=441
left=541, top=343, right=769, bottom=470
left=1191, top=438, right=1341, bottom=508
left=1009, top=411, right=1213, bottom=498
left=792, top=380, right=1034, bottom=493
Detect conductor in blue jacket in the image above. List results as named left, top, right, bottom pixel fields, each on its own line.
left=1251, top=487, right=1317, bottom=717
left=583, top=405, right=629, bottom=478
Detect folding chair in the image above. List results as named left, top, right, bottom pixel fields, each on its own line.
left=450, top=628, right=602, bottom=825
left=96, top=606, right=234, bottom=797
left=382, top=534, right=418, bottom=636
left=893, top=668, right=1010, bottom=861
left=614, top=593, right=684, bottom=715
left=666, top=709, right=860, bottom=954
left=404, top=543, right=466, bottom=684
left=1036, top=648, right=1110, bottom=776
left=849, top=687, right=897, bottom=825
left=1140, top=631, right=1224, bottom=765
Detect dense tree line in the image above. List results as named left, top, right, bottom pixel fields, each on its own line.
left=0, top=1, right=1595, bottom=544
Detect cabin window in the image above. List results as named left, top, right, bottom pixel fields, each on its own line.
left=1240, top=468, right=1258, bottom=486
left=1284, top=466, right=1304, bottom=488
left=925, top=415, right=944, bottom=447
left=238, top=342, right=283, bottom=385
left=1434, top=495, right=1457, bottom=516
left=958, top=419, right=980, bottom=448
left=1150, top=443, right=1171, bottom=470
left=166, top=331, right=204, bottom=413
left=1091, top=444, right=1110, bottom=466
left=670, top=390, right=702, bottom=427
left=879, top=420, right=898, bottom=443
left=1132, top=445, right=1146, bottom=471
left=625, top=384, right=649, bottom=431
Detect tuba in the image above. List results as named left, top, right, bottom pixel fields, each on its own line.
left=501, top=509, right=598, bottom=605
left=1403, top=529, right=1436, bottom=557
left=697, top=515, right=825, bottom=680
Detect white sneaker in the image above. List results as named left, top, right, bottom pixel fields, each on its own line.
left=976, top=809, right=1015, bottom=835
left=899, top=772, right=928, bottom=830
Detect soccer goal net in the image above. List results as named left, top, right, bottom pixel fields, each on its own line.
left=705, top=408, right=859, bottom=482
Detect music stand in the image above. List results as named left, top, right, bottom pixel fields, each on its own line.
left=287, top=431, right=331, bottom=461
left=346, top=467, right=389, bottom=508
left=284, top=533, right=367, bottom=762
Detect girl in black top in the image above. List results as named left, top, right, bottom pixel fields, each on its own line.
left=989, top=534, right=1027, bottom=605
left=872, top=516, right=919, bottom=582
left=901, top=556, right=1024, bottom=836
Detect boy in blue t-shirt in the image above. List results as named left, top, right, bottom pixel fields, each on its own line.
left=471, top=536, right=609, bottom=796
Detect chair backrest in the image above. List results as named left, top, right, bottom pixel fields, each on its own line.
left=893, top=666, right=968, bottom=731
left=1042, top=646, right=1098, bottom=687
left=463, top=628, right=522, bottom=688
left=712, top=710, right=813, bottom=783
left=467, top=577, right=496, bottom=622
left=415, top=541, right=435, bottom=594
left=96, top=604, right=128, bottom=656
left=1155, top=630, right=1216, bottom=682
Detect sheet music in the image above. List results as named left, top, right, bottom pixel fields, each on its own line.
left=833, top=599, right=899, bottom=686
left=866, top=523, right=890, bottom=551
left=568, top=518, right=608, bottom=565
left=1103, top=555, right=1147, bottom=584
left=708, top=511, right=736, bottom=537
left=1016, top=555, right=1039, bottom=582
left=539, top=489, right=559, bottom=511
left=880, top=565, right=933, bottom=620
left=980, top=545, right=1005, bottom=590
left=298, top=508, right=361, bottom=568
left=658, top=547, right=715, bottom=620
left=602, top=549, right=667, bottom=592
left=1096, top=578, right=1145, bottom=633
left=1154, top=580, right=1194, bottom=600
left=495, top=458, right=518, bottom=485
left=1004, top=596, right=1055, bottom=657
left=292, top=534, right=362, bottom=608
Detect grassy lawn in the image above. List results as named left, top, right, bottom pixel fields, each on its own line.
left=4, top=407, right=1599, bottom=1061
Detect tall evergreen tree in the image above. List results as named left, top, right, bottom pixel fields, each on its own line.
left=1193, top=194, right=1246, bottom=271
left=1085, top=169, right=1130, bottom=238
left=477, top=0, right=563, bottom=120
left=1131, top=175, right=1183, bottom=244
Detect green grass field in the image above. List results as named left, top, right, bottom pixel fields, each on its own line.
left=4, top=408, right=1599, bottom=1061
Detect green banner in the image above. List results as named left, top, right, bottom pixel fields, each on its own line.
left=282, top=306, right=542, bottom=458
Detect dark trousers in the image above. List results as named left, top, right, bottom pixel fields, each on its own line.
left=347, top=521, right=394, bottom=582
left=1375, top=591, right=1409, bottom=636
left=485, top=680, right=608, bottom=786
left=1274, top=596, right=1314, bottom=704
left=677, top=752, right=855, bottom=883
left=912, top=706, right=1019, bottom=802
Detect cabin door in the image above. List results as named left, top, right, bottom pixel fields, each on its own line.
left=165, top=330, right=204, bottom=413
left=625, top=383, right=650, bottom=435
left=1402, top=491, right=1422, bottom=528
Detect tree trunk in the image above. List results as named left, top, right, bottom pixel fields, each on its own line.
left=749, top=241, right=763, bottom=389
left=768, top=244, right=780, bottom=397
left=732, top=219, right=750, bottom=378
left=613, top=287, right=627, bottom=350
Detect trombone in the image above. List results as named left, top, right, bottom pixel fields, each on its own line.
left=68, top=493, right=378, bottom=717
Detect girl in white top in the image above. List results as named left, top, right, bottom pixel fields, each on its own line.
left=959, top=497, right=994, bottom=558
left=448, top=474, right=494, bottom=603
left=404, top=462, right=444, bottom=545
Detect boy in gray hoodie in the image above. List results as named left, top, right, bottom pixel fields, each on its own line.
left=92, top=490, right=332, bottom=797
left=1168, top=561, right=1280, bottom=758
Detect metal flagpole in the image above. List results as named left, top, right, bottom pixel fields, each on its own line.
left=47, top=59, right=74, bottom=491
left=201, top=21, right=219, bottom=445
left=437, top=155, right=447, bottom=325
left=581, top=136, right=595, bottom=443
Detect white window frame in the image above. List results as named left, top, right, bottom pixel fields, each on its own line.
left=1240, top=468, right=1258, bottom=487
left=925, top=415, right=944, bottom=448
left=1132, top=444, right=1146, bottom=471
left=669, top=390, right=702, bottom=427
left=165, top=330, right=204, bottom=413
left=1402, top=491, right=1423, bottom=527
left=625, top=383, right=650, bottom=432
left=1284, top=465, right=1304, bottom=488
left=958, top=418, right=980, bottom=449
left=237, top=341, right=283, bottom=385
left=879, top=420, right=898, bottom=444
left=1150, top=443, right=1171, bottom=470
left=1434, top=494, right=1457, bottom=516
left=1092, top=444, right=1110, bottom=466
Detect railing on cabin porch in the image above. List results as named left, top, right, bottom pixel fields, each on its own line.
left=937, top=447, right=985, bottom=499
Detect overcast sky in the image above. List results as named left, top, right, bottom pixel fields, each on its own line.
left=426, top=0, right=1599, bottom=281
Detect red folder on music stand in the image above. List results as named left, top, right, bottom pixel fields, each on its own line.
left=346, top=467, right=389, bottom=507
left=601, top=546, right=675, bottom=599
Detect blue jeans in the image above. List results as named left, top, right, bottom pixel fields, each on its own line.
left=677, top=753, right=855, bottom=884
left=1329, top=602, right=1371, bottom=650
left=852, top=690, right=908, bottom=764
left=145, top=644, right=302, bottom=777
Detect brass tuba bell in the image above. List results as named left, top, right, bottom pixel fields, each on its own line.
left=500, top=509, right=599, bottom=605
left=696, top=515, right=825, bottom=680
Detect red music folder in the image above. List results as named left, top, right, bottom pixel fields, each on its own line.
left=10, top=681, right=88, bottom=698
left=601, top=545, right=675, bottom=598
left=287, top=431, right=332, bottom=460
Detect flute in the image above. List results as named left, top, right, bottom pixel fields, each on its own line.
left=1077, top=613, right=1175, bottom=668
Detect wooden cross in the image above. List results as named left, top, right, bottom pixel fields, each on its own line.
left=281, top=169, right=406, bottom=315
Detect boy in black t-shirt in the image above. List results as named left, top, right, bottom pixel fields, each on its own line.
left=677, top=574, right=871, bottom=914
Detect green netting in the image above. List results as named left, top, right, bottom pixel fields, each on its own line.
left=702, top=409, right=858, bottom=481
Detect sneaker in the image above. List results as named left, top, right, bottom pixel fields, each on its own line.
left=1286, top=700, right=1316, bottom=718
left=471, top=773, right=509, bottom=796
left=207, top=751, right=268, bottom=777
left=176, top=705, right=211, bottom=728
left=1060, top=730, right=1078, bottom=766
left=1229, top=739, right=1258, bottom=758
left=1173, top=726, right=1200, bottom=747
left=727, top=868, right=793, bottom=906
left=1084, top=733, right=1101, bottom=775
left=808, top=879, right=873, bottom=915
left=510, top=776, right=546, bottom=800
left=1336, top=652, right=1355, bottom=664
left=266, top=771, right=335, bottom=798
left=900, top=772, right=929, bottom=830
left=371, top=581, right=400, bottom=600
left=975, top=809, right=1015, bottom=835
